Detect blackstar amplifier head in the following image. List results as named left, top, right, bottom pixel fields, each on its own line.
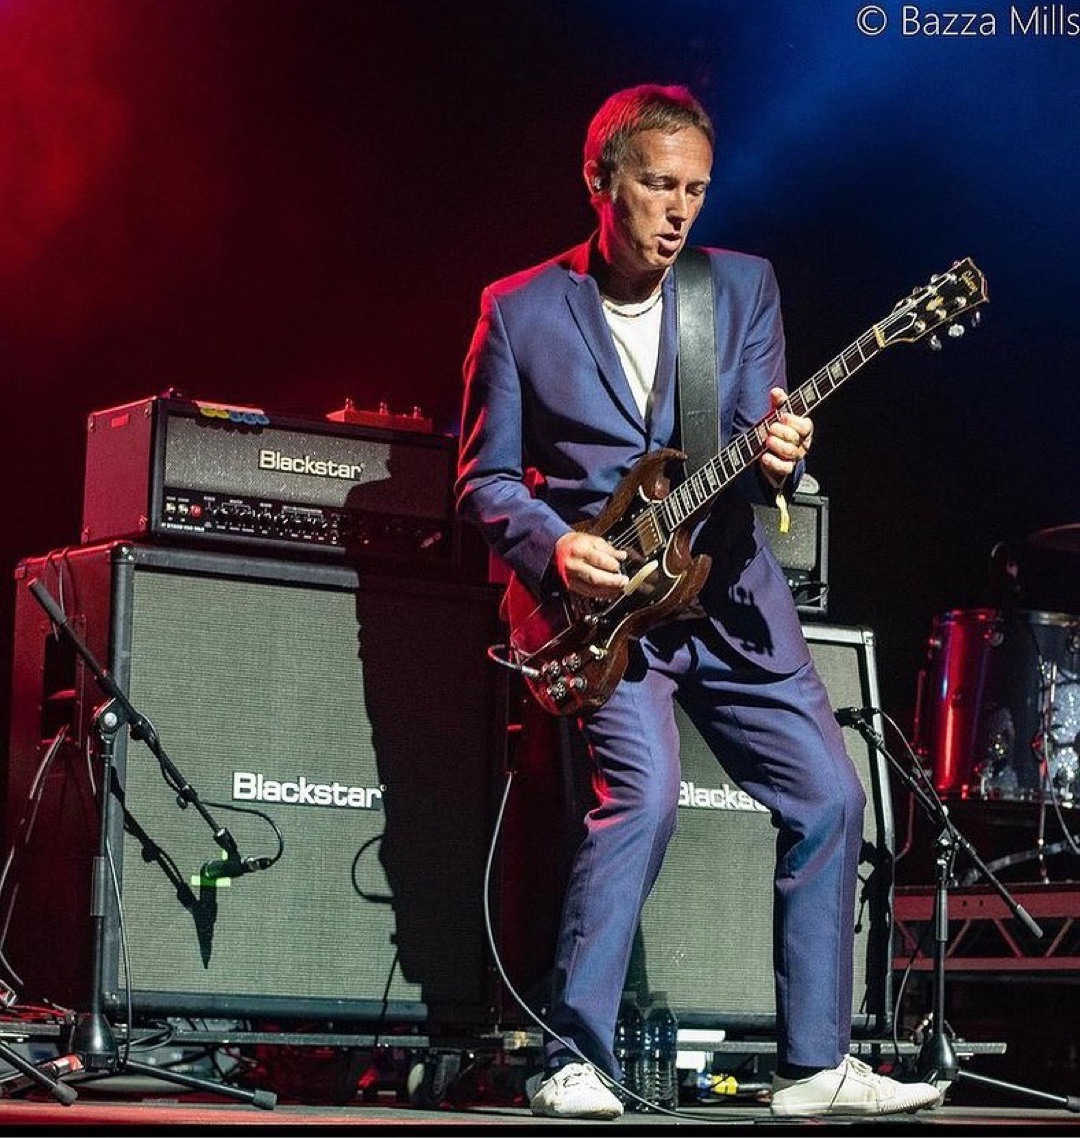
left=81, top=393, right=460, bottom=567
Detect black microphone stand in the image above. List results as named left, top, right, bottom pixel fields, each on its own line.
left=24, top=578, right=275, bottom=1110
left=0, top=1031, right=78, bottom=1104
left=840, top=709, right=1080, bottom=1113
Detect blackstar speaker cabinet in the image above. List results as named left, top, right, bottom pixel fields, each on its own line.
left=5, top=542, right=507, bottom=1027
left=80, top=394, right=460, bottom=569
left=753, top=492, right=830, bottom=616
left=632, top=623, right=893, bottom=1033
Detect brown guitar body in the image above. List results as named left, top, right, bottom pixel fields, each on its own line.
left=504, top=449, right=712, bottom=717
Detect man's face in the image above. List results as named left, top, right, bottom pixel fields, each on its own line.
left=598, top=126, right=712, bottom=277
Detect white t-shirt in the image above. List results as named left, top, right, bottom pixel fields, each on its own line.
left=601, top=292, right=664, bottom=418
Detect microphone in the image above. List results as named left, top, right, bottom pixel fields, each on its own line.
left=200, top=854, right=273, bottom=881
left=28, top=577, right=69, bottom=628
left=834, top=706, right=878, bottom=727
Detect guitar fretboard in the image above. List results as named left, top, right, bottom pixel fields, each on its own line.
left=603, top=255, right=986, bottom=558
left=656, top=326, right=885, bottom=535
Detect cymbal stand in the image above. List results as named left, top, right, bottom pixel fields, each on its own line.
left=23, top=578, right=276, bottom=1110
left=1033, top=657, right=1059, bottom=882
left=840, top=709, right=1079, bottom=1113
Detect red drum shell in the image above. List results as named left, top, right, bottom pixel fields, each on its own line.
left=915, top=608, right=1080, bottom=804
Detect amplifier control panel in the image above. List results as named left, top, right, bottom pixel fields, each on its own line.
left=81, top=394, right=460, bottom=568
left=159, top=489, right=453, bottom=562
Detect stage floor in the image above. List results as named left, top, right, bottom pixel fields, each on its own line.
left=2, top=1045, right=1079, bottom=1134
left=1, top=1091, right=1079, bottom=1133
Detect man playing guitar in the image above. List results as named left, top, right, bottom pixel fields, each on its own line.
left=455, top=83, right=943, bottom=1122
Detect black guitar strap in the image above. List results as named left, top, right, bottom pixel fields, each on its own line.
left=673, top=247, right=718, bottom=475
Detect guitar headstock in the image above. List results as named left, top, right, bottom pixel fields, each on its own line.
left=875, top=257, right=989, bottom=349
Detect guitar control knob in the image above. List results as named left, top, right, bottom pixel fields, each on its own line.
left=542, top=661, right=563, bottom=679
left=568, top=676, right=587, bottom=692
left=563, top=653, right=582, bottom=672
left=548, top=680, right=568, bottom=702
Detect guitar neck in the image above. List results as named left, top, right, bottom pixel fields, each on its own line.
left=659, top=325, right=885, bottom=531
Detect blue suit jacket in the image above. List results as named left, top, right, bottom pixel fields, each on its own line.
left=455, top=240, right=810, bottom=675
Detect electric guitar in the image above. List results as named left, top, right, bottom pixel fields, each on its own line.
left=504, top=257, right=989, bottom=717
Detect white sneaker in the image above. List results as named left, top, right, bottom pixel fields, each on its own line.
left=528, top=1062, right=625, bottom=1120
left=770, top=1056, right=942, bottom=1117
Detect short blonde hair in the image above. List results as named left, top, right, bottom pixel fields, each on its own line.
left=584, top=84, right=715, bottom=191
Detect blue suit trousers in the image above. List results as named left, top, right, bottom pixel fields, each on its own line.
left=541, top=614, right=867, bottom=1078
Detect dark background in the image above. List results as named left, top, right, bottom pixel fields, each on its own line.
left=2, top=1, right=1078, bottom=765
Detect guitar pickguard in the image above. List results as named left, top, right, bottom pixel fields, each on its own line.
left=505, top=467, right=711, bottom=715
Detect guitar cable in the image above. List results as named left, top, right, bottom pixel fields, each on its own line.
left=486, top=643, right=539, bottom=679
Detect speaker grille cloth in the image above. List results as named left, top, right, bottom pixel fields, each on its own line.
left=753, top=500, right=820, bottom=572
left=116, top=568, right=497, bottom=1013
left=635, top=627, right=889, bottom=1027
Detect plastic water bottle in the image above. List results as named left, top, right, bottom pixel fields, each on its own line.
left=641, top=990, right=679, bottom=1111
left=613, top=990, right=645, bottom=1107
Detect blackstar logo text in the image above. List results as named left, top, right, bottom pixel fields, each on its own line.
left=232, top=771, right=383, bottom=809
left=679, top=779, right=768, bottom=813
left=259, top=449, right=366, bottom=480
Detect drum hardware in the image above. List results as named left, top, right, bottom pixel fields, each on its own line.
left=914, top=607, right=1080, bottom=886
left=987, top=541, right=1022, bottom=613
left=1033, top=661, right=1059, bottom=883
left=1030, top=656, right=1080, bottom=881
left=1027, top=522, right=1080, bottom=556
left=838, top=708, right=1079, bottom=1112
left=953, top=665, right=1080, bottom=886
left=958, top=836, right=1080, bottom=886
left=915, top=607, right=1080, bottom=811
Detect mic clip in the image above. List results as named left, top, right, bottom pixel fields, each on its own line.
left=835, top=706, right=878, bottom=728
left=198, top=853, right=273, bottom=884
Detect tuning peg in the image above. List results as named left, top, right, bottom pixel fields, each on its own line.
left=971, top=311, right=982, bottom=328
left=929, top=334, right=943, bottom=351
left=947, top=323, right=965, bottom=339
